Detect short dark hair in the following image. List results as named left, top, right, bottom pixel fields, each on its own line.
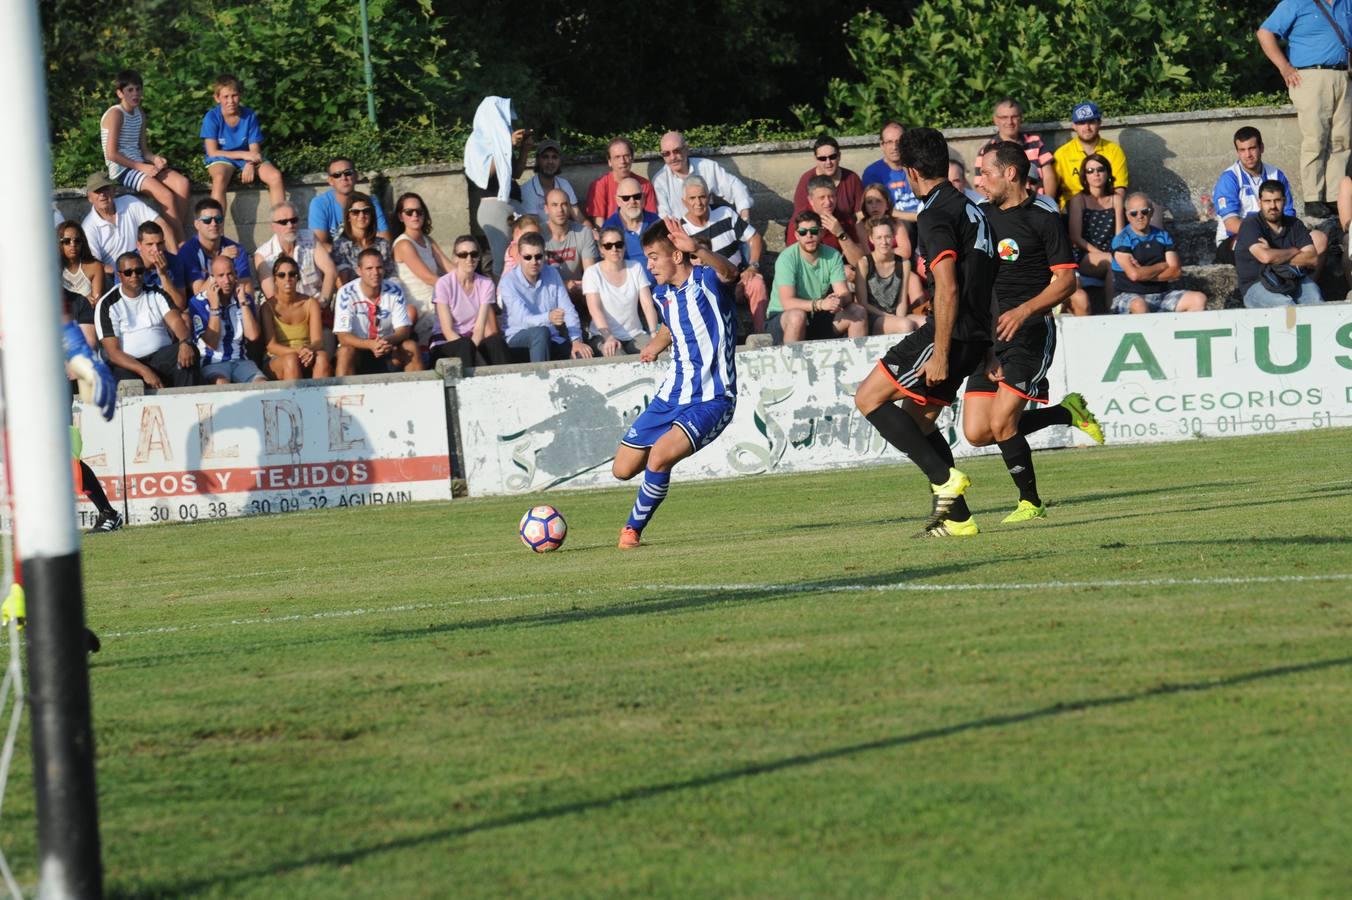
left=114, top=70, right=142, bottom=92
left=194, top=197, right=223, bottom=215
left=897, top=127, right=950, bottom=180
left=136, top=221, right=164, bottom=240
left=806, top=175, right=836, bottom=196
left=993, top=97, right=1022, bottom=115
left=812, top=135, right=840, bottom=154
left=794, top=209, right=822, bottom=228
left=985, top=140, right=1031, bottom=184
left=1233, top=126, right=1263, bottom=147
left=1258, top=178, right=1286, bottom=197
left=327, top=156, right=355, bottom=174
left=517, top=231, right=546, bottom=252
left=356, top=247, right=386, bottom=267
left=215, top=73, right=243, bottom=94
left=115, top=250, right=141, bottom=271
left=639, top=219, right=674, bottom=251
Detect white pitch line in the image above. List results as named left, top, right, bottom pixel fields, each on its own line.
left=648, top=573, right=1352, bottom=594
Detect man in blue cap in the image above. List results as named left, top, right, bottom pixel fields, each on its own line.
left=1052, top=101, right=1129, bottom=210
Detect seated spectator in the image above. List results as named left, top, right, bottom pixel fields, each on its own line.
left=856, top=217, right=924, bottom=335
left=652, top=130, right=754, bottom=220
left=973, top=98, right=1058, bottom=199
left=308, top=157, right=390, bottom=250
left=1234, top=179, right=1324, bottom=308
left=260, top=254, right=332, bottom=380
left=99, top=70, right=190, bottom=240
left=201, top=74, right=285, bottom=217
left=95, top=251, right=201, bottom=387
left=947, top=158, right=988, bottom=204
left=603, top=177, right=661, bottom=270
left=769, top=210, right=866, bottom=344
left=1053, top=101, right=1128, bottom=209
left=255, top=202, right=336, bottom=305
left=586, top=138, right=657, bottom=227
left=583, top=226, right=659, bottom=356
left=788, top=176, right=863, bottom=268
left=860, top=183, right=893, bottom=224
left=859, top=182, right=918, bottom=260
left=1109, top=192, right=1206, bottom=314
left=795, top=135, right=865, bottom=221
left=134, top=221, right=185, bottom=311
left=175, top=198, right=252, bottom=295
left=1066, top=153, right=1124, bottom=315
left=58, top=221, right=105, bottom=340
left=681, top=176, right=768, bottom=333
left=81, top=172, right=175, bottom=272
left=187, top=254, right=267, bottom=384
left=543, top=188, right=599, bottom=305
left=391, top=191, right=454, bottom=346
left=520, top=140, right=581, bottom=221
left=428, top=235, right=511, bottom=369
left=500, top=213, right=542, bottom=279
left=464, top=96, right=529, bottom=276
left=333, top=248, right=423, bottom=374
left=499, top=232, right=592, bottom=362
left=332, top=193, right=394, bottom=284
left=1213, top=126, right=1308, bottom=263
left=860, top=122, right=920, bottom=222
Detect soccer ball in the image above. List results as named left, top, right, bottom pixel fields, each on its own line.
left=519, top=505, right=567, bottom=552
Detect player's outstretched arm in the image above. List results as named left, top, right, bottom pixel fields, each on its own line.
left=662, top=216, right=738, bottom=283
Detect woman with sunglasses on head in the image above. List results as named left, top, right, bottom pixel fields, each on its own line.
left=427, top=235, right=510, bottom=369
left=1065, top=153, right=1123, bottom=315
left=332, top=192, right=394, bottom=285
left=583, top=226, right=659, bottom=356
left=260, top=254, right=331, bottom=380
left=58, top=221, right=105, bottom=346
left=391, top=191, right=455, bottom=348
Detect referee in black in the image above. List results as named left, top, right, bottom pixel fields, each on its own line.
left=853, top=127, right=996, bottom=537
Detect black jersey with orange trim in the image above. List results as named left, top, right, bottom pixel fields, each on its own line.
left=984, top=193, right=1075, bottom=312
left=914, top=181, right=996, bottom=343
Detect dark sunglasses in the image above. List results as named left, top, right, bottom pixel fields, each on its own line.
left=275, top=270, right=300, bottom=279
left=121, top=266, right=146, bottom=276
left=348, top=206, right=373, bottom=216
left=60, top=237, right=81, bottom=245
left=1127, top=208, right=1153, bottom=218
left=198, top=215, right=224, bottom=225
left=329, top=168, right=356, bottom=179
left=600, top=241, right=625, bottom=251
left=816, top=152, right=841, bottom=162
left=617, top=192, right=642, bottom=202
left=273, top=216, right=299, bottom=226
left=519, top=253, right=543, bottom=262
left=400, top=208, right=425, bottom=216
left=796, top=226, right=821, bottom=236
left=660, top=148, right=684, bottom=158
left=454, top=250, right=481, bottom=259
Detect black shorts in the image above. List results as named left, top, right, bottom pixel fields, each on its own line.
left=767, top=310, right=837, bottom=345
left=965, top=315, right=1055, bottom=403
left=877, top=322, right=989, bottom=407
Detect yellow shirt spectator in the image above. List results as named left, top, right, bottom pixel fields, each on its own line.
left=1054, top=137, right=1128, bottom=208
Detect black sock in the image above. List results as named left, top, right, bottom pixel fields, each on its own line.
left=865, top=405, right=949, bottom=484
left=1019, top=405, right=1072, bottom=436
left=80, top=461, right=115, bottom=516
left=925, top=429, right=971, bottom=520
left=997, top=434, right=1039, bottom=506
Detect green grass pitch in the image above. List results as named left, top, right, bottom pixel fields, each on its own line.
left=4, top=428, right=1352, bottom=898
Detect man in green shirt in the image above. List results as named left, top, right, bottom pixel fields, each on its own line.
left=769, top=210, right=866, bottom=344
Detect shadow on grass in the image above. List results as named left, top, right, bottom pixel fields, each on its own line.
left=1053, top=480, right=1243, bottom=506
left=119, top=653, right=1352, bottom=898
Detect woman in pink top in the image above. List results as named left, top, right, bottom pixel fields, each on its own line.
left=428, top=235, right=511, bottom=369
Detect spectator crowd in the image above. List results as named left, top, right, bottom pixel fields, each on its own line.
left=66, top=13, right=1349, bottom=389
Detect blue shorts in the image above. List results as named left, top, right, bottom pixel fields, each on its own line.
left=115, top=167, right=147, bottom=191
left=622, top=395, right=735, bottom=451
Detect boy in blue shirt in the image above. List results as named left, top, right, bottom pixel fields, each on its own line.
left=201, top=74, right=285, bottom=216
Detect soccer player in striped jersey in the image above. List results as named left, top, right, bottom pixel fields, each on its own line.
left=613, top=218, right=739, bottom=549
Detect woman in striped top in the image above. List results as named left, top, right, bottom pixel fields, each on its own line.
left=99, top=70, right=190, bottom=241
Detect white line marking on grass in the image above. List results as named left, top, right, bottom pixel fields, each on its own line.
left=648, top=573, right=1352, bottom=594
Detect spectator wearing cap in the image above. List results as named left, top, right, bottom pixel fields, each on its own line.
left=651, top=131, right=754, bottom=220
left=80, top=172, right=176, bottom=274
left=1258, top=0, right=1352, bottom=218
left=520, top=140, right=582, bottom=221
left=585, top=138, right=657, bottom=227
left=1109, top=192, right=1206, bottom=314
left=973, top=98, right=1058, bottom=199
left=861, top=122, right=922, bottom=224
left=1053, top=102, right=1128, bottom=209
left=794, top=136, right=865, bottom=221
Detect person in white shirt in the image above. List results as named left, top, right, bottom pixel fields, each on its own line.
left=520, top=140, right=581, bottom=221
left=81, top=172, right=175, bottom=273
left=651, top=131, right=754, bottom=220
left=254, top=201, right=337, bottom=305
left=95, top=251, right=200, bottom=387
left=583, top=226, right=659, bottom=356
left=333, top=248, right=423, bottom=374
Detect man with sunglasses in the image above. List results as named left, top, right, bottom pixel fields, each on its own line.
left=174, top=197, right=253, bottom=296
left=602, top=177, right=662, bottom=271
left=255, top=201, right=337, bottom=304
left=308, top=156, right=391, bottom=249
left=769, top=210, right=865, bottom=344
left=1109, top=192, right=1207, bottom=314
left=652, top=131, right=753, bottom=220
left=95, top=251, right=202, bottom=388
left=499, top=232, right=592, bottom=362
left=792, top=136, right=864, bottom=222
left=585, top=138, right=657, bottom=228
left=80, top=171, right=174, bottom=275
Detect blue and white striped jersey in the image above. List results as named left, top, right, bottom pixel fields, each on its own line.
left=188, top=291, right=254, bottom=363
left=652, top=264, right=737, bottom=404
